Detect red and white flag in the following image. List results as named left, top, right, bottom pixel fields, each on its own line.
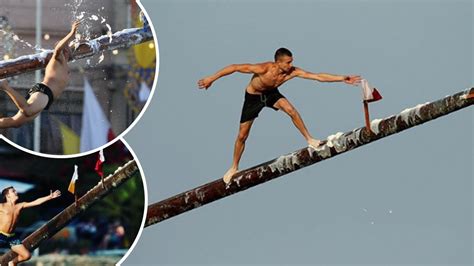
left=94, top=149, right=105, bottom=178
left=361, top=79, right=382, bottom=102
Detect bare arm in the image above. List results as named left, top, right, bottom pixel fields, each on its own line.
left=22, top=190, right=61, bottom=208
left=198, top=63, right=267, bottom=90
left=53, top=20, right=81, bottom=60
left=293, top=67, right=361, bottom=85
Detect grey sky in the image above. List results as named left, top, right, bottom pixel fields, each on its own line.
left=125, top=0, right=472, bottom=265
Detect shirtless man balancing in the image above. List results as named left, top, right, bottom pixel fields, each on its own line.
left=198, top=48, right=361, bottom=183
left=0, top=186, right=61, bottom=265
left=0, top=20, right=81, bottom=129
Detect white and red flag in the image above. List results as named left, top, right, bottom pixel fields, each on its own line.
left=94, top=149, right=105, bottom=178
left=361, top=79, right=382, bottom=102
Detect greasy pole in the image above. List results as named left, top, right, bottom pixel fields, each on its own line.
left=0, top=160, right=139, bottom=265
left=146, top=88, right=473, bottom=227
left=0, top=26, right=153, bottom=79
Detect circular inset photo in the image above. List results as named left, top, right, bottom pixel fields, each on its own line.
left=0, top=137, right=146, bottom=265
left=0, top=0, right=158, bottom=155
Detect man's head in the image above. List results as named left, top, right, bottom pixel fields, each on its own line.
left=1, top=186, right=18, bottom=203
left=274, top=47, right=293, bottom=73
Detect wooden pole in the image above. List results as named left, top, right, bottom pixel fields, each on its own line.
left=0, top=26, right=153, bottom=79
left=146, top=88, right=473, bottom=227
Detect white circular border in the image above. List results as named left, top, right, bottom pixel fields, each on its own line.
left=117, top=137, right=148, bottom=266
left=0, top=0, right=160, bottom=159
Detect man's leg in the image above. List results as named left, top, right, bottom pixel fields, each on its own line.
left=0, top=80, right=47, bottom=117
left=223, top=120, right=254, bottom=184
left=273, top=98, right=321, bottom=148
left=0, top=111, right=36, bottom=129
left=9, top=244, right=31, bottom=266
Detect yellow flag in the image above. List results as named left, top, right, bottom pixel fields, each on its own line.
left=133, top=18, right=156, bottom=68
left=58, top=120, right=80, bottom=155
left=68, top=165, right=79, bottom=195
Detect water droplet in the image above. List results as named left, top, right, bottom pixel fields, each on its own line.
left=98, top=53, right=105, bottom=64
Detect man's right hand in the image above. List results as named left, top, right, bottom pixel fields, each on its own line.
left=71, top=20, right=82, bottom=33
left=198, top=77, right=214, bottom=90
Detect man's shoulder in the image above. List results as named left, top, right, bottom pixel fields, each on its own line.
left=289, top=66, right=304, bottom=75
left=258, top=61, right=273, bottom=67
left=253, top=62, right=273, bottom=72
left=14, top=202, right=25, bottom=209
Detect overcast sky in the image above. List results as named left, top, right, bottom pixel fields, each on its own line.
left=125, top=0, right=472, bottom=265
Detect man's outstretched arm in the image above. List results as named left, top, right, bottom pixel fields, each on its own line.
left=198, top=63, right=267, bottom=89
left=22, top=190, right=61, bottom=208
left=53, top=20, right=81, bottom=59
left=293, top=67, right=361, bottom=85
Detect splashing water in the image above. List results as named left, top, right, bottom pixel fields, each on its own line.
left=0, top=28, right=48, bottom=57
left=66, top=1, right=113, bottom=67
left=97, top=53, right=105, bottom=64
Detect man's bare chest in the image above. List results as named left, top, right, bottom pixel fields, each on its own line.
left=256, top=72, right=288, bottom=88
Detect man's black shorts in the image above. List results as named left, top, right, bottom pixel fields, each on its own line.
left=26, top=83, right=54, bottom=110
left=0, top=232, right=21, bottom=248
left=240, top=88, right=286, bottom=123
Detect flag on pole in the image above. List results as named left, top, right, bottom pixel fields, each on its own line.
left=95, top=149, right=105, bottom=176
left=80, top=78, right=115, bottom=152
left=68, top=165, right=79, bottom=195
left=361, top=79, right=382, bottom=103
left=95, top=149, right=106, bottom=187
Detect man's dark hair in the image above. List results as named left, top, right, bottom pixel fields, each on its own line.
left=274, top=47, right=293, bottom=61
left=1, top=186, right=13, bottom=202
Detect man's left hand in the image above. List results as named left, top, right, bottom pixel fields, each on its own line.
left=50, top=190, right=62, bottom=199
left=344, top=75, right=362, bottom=86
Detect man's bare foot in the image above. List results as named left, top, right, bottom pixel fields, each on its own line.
left=8, top=261, right=14, bottom=266
left=223, top=167, right=237, bottom=184
left=308, top=138, right=322, bottom=149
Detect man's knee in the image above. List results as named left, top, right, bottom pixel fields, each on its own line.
left=20, top=106, right=37, bottom=118
left=18, top=250, right=31, bottom=261
left=22, top=251, right=31, bottom=261
left=283, top=105, right=298, bottom=118
left=237, top=131, right=249, bottom=143
left=12, top=245, right=31, bottom=261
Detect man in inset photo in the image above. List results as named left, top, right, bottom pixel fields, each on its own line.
left=0, top=187, right=61, bottom=266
